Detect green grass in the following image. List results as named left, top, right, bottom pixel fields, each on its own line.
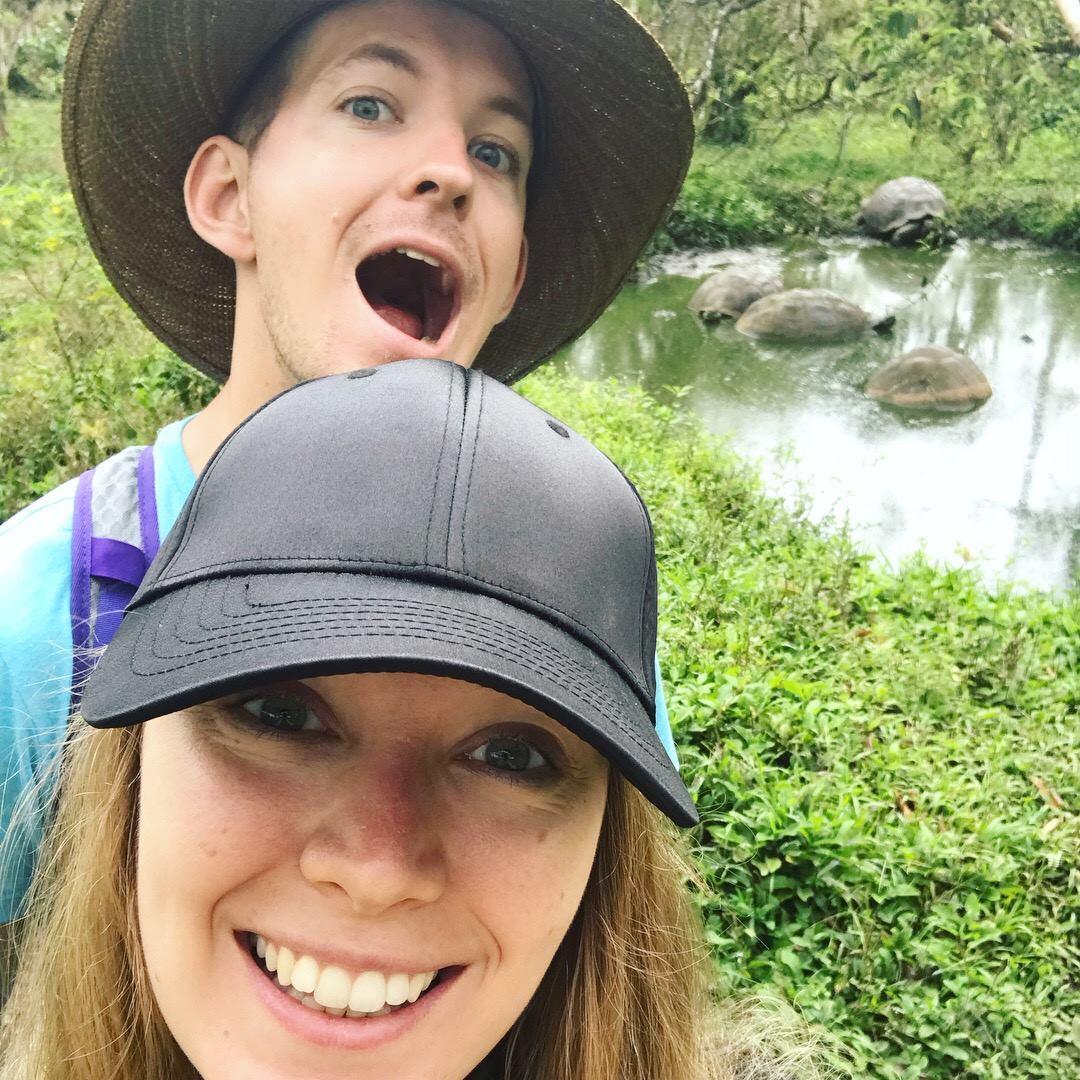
left=655, top=113, right=1080, bottom=254
left=0, top=99, right=216, bottom=517
left=523, top=370, right=1080, bottom=1080
left=3, top=92, right=1080, bottom=1077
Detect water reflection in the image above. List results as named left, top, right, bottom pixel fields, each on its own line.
left=557, top=240, right=1080, bottom=591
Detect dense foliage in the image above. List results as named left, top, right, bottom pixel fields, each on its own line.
left=626, top=0, right=1080, bottom=252
left=652, top=116, right=1080, bottom=254
left=525, top=371, right=1080, bottom=1080
left=0, top=101, right=215, bottom=517
left=2, top=19, right=1079, bottom=1078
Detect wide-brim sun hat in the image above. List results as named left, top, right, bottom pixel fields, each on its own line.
left=62, top=0, right=693, bottom=384
left=80, top=360, right=698, bottom=826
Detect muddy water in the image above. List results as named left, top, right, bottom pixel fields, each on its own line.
left=556, top=239, right=1080, bottom=590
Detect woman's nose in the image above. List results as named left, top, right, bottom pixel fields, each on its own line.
left=298, top=762, right=448, bottom=916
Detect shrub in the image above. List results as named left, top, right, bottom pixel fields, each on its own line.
left=523, top=370, right=1080, bottom=1080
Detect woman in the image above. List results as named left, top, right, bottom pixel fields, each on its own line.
left=1, top=362, right=824, bottom=1079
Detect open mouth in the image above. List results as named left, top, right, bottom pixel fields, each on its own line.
left=356, top=247, right=459, bottom=344
left=246, top=931, right=451, bottom=1020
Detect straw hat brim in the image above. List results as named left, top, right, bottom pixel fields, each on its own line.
left=62, top=0, right=693, bottom=384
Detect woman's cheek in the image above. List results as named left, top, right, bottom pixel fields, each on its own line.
left=137, top=715, right=299, bottom=972
left=446, top=789, right=604, bottom=967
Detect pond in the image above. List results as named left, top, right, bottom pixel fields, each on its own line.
left=556, top=239, right=1080, bottom=592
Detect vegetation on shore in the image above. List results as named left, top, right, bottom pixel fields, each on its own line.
left=653, top=114, right=1080, bottom=254
left=625, top=0, right=1080, bottom=255
left=524, top=370, right=1080, bottom=1080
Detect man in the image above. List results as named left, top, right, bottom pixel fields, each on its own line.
left=0, top=0, right=693, bottom=923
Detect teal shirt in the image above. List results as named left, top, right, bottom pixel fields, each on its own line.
left=0, top=418, right=196, bottom=920
left=0, top=416, right=678, bottom=921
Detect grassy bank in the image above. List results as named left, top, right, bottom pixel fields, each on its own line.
left=3, top=94, right=1080, bottom=1077
left=524, top=370, right=1080, bottom=1080
left=0, top=98, right=217, bottom=517
left=654, top=113, right=1080, bottom=254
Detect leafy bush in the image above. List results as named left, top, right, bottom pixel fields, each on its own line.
left=523, top=370, right=1080, bottom=1080
left=0, top=102, right=215, bottom=518
left=9, top=12, right=72, bottom=99
left=657, top=114, right=1080, bottom=254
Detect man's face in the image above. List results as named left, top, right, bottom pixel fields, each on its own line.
left=236, top=0, right=532, bottom=382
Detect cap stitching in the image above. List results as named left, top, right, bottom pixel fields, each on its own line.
left=132, top=583, right=666, bottom=764
left=424, top=367, right=457, bottom=566
left=630, top=484, right=654, bottom=685
left=443, top=367, right=470, bottom=567
left=459, top=372, right=484, bottom=571
left=149, top=555, right=642, bottom=696
left=132, top=598, right=666, bottom=761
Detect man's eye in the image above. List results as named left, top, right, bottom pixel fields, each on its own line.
left=467, top=735, right=548, bottom=773
left=346, top=96, right=393, bottom=123
left=240, top=694, right=324, bottom=734
left=469, top=140, right=515, bottom=175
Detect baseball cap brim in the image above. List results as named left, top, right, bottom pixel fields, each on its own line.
left=81, top=570, right=698, bottom=827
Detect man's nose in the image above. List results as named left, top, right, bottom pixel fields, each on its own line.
left=298, top=761, right=448, bottom=916
left=399, top=136, right=474, bottom=214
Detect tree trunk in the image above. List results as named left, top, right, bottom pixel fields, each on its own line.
left=687, top=12, right=725, bottom=116
left=1054, top=0, right=1080, bottom=46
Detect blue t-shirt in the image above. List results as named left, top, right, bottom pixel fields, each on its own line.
left=0, top=418, right=196, bottom=920
left=0, top=416, right=678, bottom=921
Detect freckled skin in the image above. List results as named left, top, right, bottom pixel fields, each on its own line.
left=137, top=672, right=609, bottom=1079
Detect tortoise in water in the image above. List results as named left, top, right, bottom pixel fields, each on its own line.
left=866, top=345, right=992, bottom=413
left=857, top=177, right=948, bottom=245
left=688, top=267, right=782, bottom=322
left=735, top=288, right=879, bottom=343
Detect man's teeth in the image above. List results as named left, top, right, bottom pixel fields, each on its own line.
left=255, top=934, right=436, bottom=1018
left=395, top=246, right=441, bottom=268
left=392, top=247, right=454, bottom=299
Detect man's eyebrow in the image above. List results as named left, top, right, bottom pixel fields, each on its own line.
left=485, top=94, right=532, bottom=132
left=331, top=42, right=423, bottom=79
left=326, top=43, right=532, bottom=130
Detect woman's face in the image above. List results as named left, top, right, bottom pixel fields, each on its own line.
left=136, top=671, right=609, bottom=1079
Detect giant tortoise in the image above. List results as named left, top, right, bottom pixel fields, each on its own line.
left=866, top=345, right=991, bottom=413
left=688, top=267, right=782, bottom=322
left=857, top=177, right=948, bottom=245
left=735, top=288, right=877, bottom=343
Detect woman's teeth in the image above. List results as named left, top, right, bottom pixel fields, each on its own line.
left=254, top=934, right=437, bottom=1018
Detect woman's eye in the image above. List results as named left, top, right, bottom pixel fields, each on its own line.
left=469, top=140, right=515, bottom=175
left=240, top=694, right=325, bottom=734
left=467, top=735, right=548, bottom=773
left=346, top=96, right=393, bottom=123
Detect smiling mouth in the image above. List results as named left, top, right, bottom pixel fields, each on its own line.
left=356, top=247, right=459, bottom=344
left=247, top=931, right=450, bottom=1020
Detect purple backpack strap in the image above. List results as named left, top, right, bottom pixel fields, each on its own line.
left=70, top=444, right=160, bottom=709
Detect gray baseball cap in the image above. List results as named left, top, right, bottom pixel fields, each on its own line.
left=81, top=359, right=697, bottom=826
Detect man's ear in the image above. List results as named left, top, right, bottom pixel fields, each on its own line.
left=184, top=135, right=255, bottom=263
left=497, top=235, right=529, bottom=322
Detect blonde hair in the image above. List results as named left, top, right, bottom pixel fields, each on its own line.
left=0, top=718, right=840, bottom=1080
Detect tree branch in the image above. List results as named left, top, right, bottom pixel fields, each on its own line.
left=987, top=15, right=1079, bottom=54
left=685, top=0, right=772, bottom=14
